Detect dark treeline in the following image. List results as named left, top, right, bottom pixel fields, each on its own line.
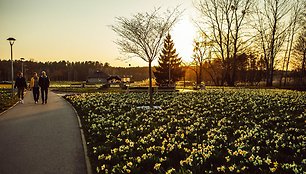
left=0, top=60, right=149, bottom=82
left=184, top=57, right=305, bottom=89
left=1, top=59, right=304, bottom=90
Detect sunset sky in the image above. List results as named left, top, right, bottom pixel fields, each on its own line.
left=0, top=0, right=198, bottom=67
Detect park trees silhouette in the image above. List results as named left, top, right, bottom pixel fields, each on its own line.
left=112, top=8, right=180, bottom=108
left=195, top=0, right=253, bottom=86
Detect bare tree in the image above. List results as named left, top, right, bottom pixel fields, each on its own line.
left=293, top=29, right=306, bottom=84
left=192, top=32, right=215, bottom=86
left=278, top=0, right=304, bottom=86
left=112, top=8, right=180, bottom=108
left=195, top=0, right=253, bottom=86
left=192, top=33, right=207, bottom=86
left=253, top=0, right=292, bottom=86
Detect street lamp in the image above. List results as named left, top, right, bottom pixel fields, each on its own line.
left=20, top=57, right=25, bottom=74
left=7, top=37, right=16, bottom=98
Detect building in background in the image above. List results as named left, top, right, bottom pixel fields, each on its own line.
left=87, top=70, right=109, bottom=83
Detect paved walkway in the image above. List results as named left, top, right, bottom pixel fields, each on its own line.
left=0, top=91, right=86, bottom=174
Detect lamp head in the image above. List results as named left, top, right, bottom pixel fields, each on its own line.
left=7, top=37, right=16, bottom=45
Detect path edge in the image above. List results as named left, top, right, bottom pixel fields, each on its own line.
left=61, top=95, right=93, bottom=174
left=0, top=101, right=19, bottom=117
left=0, top=91, right=29, bottom=117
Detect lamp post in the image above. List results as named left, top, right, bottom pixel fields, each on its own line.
left=7, top=37, right=16, bottom=98
left=20, top=57, right=25, bottom=74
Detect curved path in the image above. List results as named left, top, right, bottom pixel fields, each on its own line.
left=0, top=91, right=86, bottom=174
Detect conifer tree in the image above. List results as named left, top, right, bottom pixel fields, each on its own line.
left=154, top=33, right=184, bottom=86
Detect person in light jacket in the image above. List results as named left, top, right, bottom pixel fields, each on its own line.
left=38, top=71, right=50, bottom=104
left=30, top=72, right=40, bottom=104
left=14, top=72, right=27, bottom=104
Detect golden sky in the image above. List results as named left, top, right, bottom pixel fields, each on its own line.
left=0, top=0, right=197, bottom=67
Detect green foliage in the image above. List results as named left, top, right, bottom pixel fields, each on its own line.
left=154, top=33, right=184, bottom=86
left=65, top=89, right=306, bottom=174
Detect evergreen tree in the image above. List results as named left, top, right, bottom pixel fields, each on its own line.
left=154, top=33, right=184, bottom=86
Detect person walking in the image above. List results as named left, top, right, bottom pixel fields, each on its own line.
left=30, top=72, right=40, bottom=104
left=38, top=71, right=50, bottom=104
left=14, top=72, right=27, bottom=104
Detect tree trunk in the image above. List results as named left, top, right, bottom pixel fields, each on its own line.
left=221, top=63, right=227, bottom=86
left=199, top=63, right=203, bottom=85
left=267, top=66, right=274, bottom=87
left=230, top=56, right=237, bottom=87
left=284, top=31, right=296, bottom=86
left=279, top=34, right=290, bottom=86
left=225, top=63, right=232, bottom=86
left=266, top=68, right=271, bottom=87
left=266, top=1, right=278, bottom=87
left=267, top=59, right=275, bottom=87
left=149, top=60, right=153, bottom=108
left=194, top=71, right=199, bottom=86
left=229, top=63, right=236, bottom=87
left=230, top=20, right=240, bottom=87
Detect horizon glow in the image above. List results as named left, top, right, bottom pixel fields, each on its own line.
left=0, top=0, right=197, bottom=67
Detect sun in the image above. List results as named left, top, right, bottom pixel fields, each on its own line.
left=171, top=16, right=197, bottom=63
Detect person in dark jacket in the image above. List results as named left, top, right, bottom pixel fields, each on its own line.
left=14, top=72, right=27, bottom=104
left=38, top=71, right=50, bottom=104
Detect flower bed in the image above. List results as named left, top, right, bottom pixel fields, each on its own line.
left=0, top=89, right=18, bottom=113
left=65, top=89, right=306, bottom=174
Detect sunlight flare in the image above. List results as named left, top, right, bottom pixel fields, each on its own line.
left=171, top=16, right=197, bottom=63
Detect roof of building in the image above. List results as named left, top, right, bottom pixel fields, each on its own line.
left=107, top=75, right=121, bottom=81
